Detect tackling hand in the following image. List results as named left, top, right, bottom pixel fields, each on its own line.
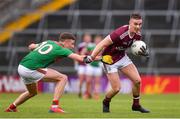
left=83, top=56, right=93, bottom=64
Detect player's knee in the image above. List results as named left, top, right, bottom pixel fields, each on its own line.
left=61, top=74, right=68, bottom=82
left=134, top=79, right=141, bottom=86
left=112, top=86, right=121, bottom=93
left=29, top=92, right=37, bottom=97
left=56, top=74, right=68, bottom=82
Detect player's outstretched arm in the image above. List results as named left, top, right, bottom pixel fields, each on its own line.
left=68, top=53, right=101, bottom=63
left=28, top=43, right=38, bottom=51
left=91, top=35, right=113, bottom=59
left=68, top=53, right=85, bottom=62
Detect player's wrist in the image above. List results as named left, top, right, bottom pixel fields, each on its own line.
left=90, top=55, right=95, bottom=60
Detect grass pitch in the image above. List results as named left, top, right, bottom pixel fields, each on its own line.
left=0, top=93, right=180, bottom=118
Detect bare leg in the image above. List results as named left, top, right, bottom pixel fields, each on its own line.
left=42, top=68, right=68, bottom=113
left=120, top=64, right=141, bottom=97
left=105, top=72, right=121, bottom=98
left=84, top=75, right=92, bottom=99
left=78, top=74, right=85, bottom=97
left=5, top=83, right=38, bottom=112
left=93, top=76, right=101, bottom=99
left=120, top=63, right=150, bottom=113
left=103, top=72, right=120, bottom=112
left=13, top=83, right=38, bottom=106
left=43, top=68, right=68, bottom=100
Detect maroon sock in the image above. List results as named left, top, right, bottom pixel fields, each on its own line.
left=133, top=95, right=140, bottom=106
left=9, top=104, right=16, bottom=109
left=103, top=96, right=111, bottom=106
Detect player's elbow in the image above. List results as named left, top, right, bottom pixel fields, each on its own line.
left=29, top=92, right=38, bottom=97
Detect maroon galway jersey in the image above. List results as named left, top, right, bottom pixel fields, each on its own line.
left=102, top=25, right=141, bottom=64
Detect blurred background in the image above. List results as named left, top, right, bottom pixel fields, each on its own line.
left=0, top=0, right=180, bottom=95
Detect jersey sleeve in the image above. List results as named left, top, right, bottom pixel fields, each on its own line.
left=109, top=30, right=119, bottom=43
left=109, top=27, right=123, bottom=43
left=57, top=48, right=73, bottom=57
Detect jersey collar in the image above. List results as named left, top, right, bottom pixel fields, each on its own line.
left=55, top=41, right=64, bottom=47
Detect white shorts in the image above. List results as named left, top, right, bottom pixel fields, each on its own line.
left=86, top=65, right=103, bottom=76
left=103, top=54, right=133, bottom=73
left=18, top=65, right=47, bottom=84
left=77, top=65, right=87, bottom=75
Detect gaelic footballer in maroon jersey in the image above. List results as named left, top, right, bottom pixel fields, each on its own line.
left=85, top=13, right=150, bottom=113
left=76, top=33, right=93, bottom=98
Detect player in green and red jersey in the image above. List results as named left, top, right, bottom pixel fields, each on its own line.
left=5, top=32, right=90, bottom=113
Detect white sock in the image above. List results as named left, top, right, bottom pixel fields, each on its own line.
left=51, top=105, right=58, bottom=108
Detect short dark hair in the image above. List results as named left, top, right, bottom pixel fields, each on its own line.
left=59, top=32, right=76, bottom=41
left=130, top=13, right=142, bottom=19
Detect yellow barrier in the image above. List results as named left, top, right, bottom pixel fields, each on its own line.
left=0, top=0, right=76, bottom=44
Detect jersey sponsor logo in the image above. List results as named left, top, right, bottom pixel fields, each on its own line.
left=35, top=41, right=53, bottom=54
left=115, top=46, right=126, bottom=51
left=122, top=40, right=133, bottom=47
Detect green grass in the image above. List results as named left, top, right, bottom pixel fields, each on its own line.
left=0, top=93, right=180, bottom=118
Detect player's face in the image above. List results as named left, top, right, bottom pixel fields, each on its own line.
left=63, top=39, right=75, bottom=49
left=83, top=34, right=92, bottom=43
left=94, top=36, right=102, bottom=45
left=129, top=18, right=142, bottom=33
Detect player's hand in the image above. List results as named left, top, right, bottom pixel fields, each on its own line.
left=83, top=56, right=93, bottom=64
left=138, top=46, right=149, bottom=57
left=101, top=55, right=113, bottom=65
left=28, top=43, right=38, bottom=51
